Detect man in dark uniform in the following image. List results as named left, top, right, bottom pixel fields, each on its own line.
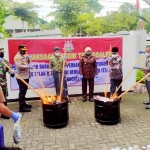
left=0, top=47, right=15, bottom=119
left=79, top=47, right=98, bottom=102
left=14, top=45, right=32, bottom=112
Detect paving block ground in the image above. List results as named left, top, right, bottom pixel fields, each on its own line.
left=1, top=93, right=150, bottom=150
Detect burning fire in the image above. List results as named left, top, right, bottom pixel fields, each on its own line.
left=42, top=95, right=56, bottom=104
left=103, top=89, right=118, bottom=100
left=110, top=93, right=118, bottom=100
left=39, top=89, right=62, bottom=104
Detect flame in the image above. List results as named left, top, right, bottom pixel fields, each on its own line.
left=38, top=89, right=58, bottom=104
left=57, top=96, right=61, bottom=102
left=110, top=93, right=118, bottom=100
left=104, top=90, right=107, bottom=97
left=42, top=95, right=56, bottom=104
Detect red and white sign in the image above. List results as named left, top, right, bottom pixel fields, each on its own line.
left=8, top=37, right=123, bottom=90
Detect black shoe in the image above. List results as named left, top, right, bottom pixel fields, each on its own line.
left=68, top=99, right=71, bottom=103
left=145, top=105, right=150, bottom=109
left=89, top=98, right=94, bottom=102
left=82, top=98, right=86, bottom=102
left=19, top=107, right=31, bottom=112
left=66, top=97, right=71, bottom=103
left=25, top=103, right=32, bottom=108
left=1, top=114, right=10, bottom=119
left=143, top=101, right=150, bottom=105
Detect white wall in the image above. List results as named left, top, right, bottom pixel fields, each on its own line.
left=0, top=30, right=146, bottom=99
left=3, top=15, right=40, bottom=30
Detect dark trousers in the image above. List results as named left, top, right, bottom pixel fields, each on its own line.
left=146, top=80, right=150, bottom=101
left=110, top=79, right=122, bottom=96
left=17, top=79, right=29, bottom=106
left=82, top=78, right=94, bottom=98
left=53, top=71, right=68, bottom=97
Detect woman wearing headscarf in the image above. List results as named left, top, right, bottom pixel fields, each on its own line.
left=79, top=47, right=98, bottom=102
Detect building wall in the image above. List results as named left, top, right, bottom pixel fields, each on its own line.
left=3, top=15, right=41, bottom=35
left=0, top=30, right=147, bottom=99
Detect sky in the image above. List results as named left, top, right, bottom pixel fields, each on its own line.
left=13, top=0, right=149, bottom=21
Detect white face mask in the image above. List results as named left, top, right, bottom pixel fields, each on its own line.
left=112, top=54, right=118, bottom=58
left=55, top=52, right=60, bottom=56
left=145, top=52, right=150, bottom=57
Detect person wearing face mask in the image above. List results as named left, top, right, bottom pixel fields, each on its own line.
left=108, top=47, right=123, bottom=98
left=14, top=45, right=33, bottom=112
left=79, top=47, right=98, bottom=102
left=0, top=47, right=15, bottom=119
left=49, top=46, right=70, bottom=102
left=134, top=46, right=150, bottom=109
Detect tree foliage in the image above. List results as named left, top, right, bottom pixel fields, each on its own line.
left=0, top=0, right=9, bottom=37
left=10, top=2, right=40, bottom=31
left=138, top=1, right=150, bottom=32
left=83, top=3, right=138, bottom=36
left=48, top=0, right=103, bottom=36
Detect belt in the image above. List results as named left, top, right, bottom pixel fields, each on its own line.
left=53, top=70, right=62, bottom=73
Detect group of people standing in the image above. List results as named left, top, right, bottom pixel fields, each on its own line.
left=3, top=44, right=150, bottom=119
left=0, top=45, right=124, bottom=118
left=49, top=46, right=123, bottom=102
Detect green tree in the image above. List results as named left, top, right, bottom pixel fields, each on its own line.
left=41, top=20, right=57, bottom=31
left=104, top=3, right=138, bottom=33
left=82, top=3, right=138, bottom=36
left=141, top=8, right=150, bottom=32
left=138, top=0, right=150, bottom=31
left=10, top=2, right=40, bottom=32
left=49, top=0, right=103, bottom=36
left=0, top=0, right=9, bottom=37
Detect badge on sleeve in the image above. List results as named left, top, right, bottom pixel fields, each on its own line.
left=16, top=58, right=19, bottom=61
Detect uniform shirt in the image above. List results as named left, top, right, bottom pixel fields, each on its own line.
left=0, top=58, right=12, bottom=97
left=141, top=57, right=150, bottom=81
left=79, top=55, right=98, bottom=78
left=0, top=87, right=5, bottom=103
left=0, top=58, right=11, bottom=87
left=109, top=55, right=123, bottom=79
left=49, top=54, right=64, bottom=72
left=14, top=52, right=30, bottom=79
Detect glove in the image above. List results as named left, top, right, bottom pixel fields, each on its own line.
left=10, top=72, right=15, bottom=77
left=28, top=55, right=31, bottom=59
left=63, top=56, right=66, bottom=60
left=80, top=75, right=83, bottom=80
left=133, top=66, right=140, bottom=69
left=11, top=112, right=20, bottom=123
left=95, top=75, right=98, bottom=78
left=29, top=65, right=33, bottom=69
left=13, top=69, right=18, bottom=73
left=0, top=57, right=2, bottom=63
left=139, top=50, right=145, bottom=54
left=49, top=76, right=53, bottom=80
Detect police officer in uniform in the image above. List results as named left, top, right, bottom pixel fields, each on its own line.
left=79, top=47, right=98, bottom=102
left=134, top=46, right=150, bottom=109
left=0, top=47, right=15, bottom=119
left=14, top=45, right=32, bottom=112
